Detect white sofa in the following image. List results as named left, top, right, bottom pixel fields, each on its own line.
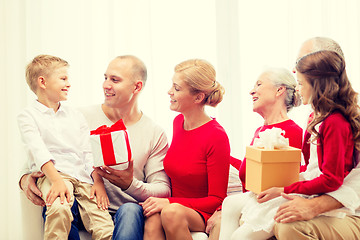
left=20, top=166, right=241, bottom=240
left=20, top=192, right=208, bottom=240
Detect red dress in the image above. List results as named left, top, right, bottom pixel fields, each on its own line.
left=164, top=114, right=230, bottom=222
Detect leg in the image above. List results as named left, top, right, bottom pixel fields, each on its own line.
left=161, top=203, right=205, bottom=240
left=112, top=202, right=144, bottom=240
left=219, top=193, right=248, bottom=240
left=37, top=176, right=74, bottom=240
left=75, top=181, right=113, bottom=240
left=42, top=199, right=83, bottom=240
left=274, top=215, right=360, bottom=240
left=144, top=213, right=165, bottom=240
left=68, top=199, right=86, bottom=240
left=231, top=222, right=273, bottom=240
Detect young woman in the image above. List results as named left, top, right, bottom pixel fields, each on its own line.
left=141, top=59, right=230, bottom=240
left=220, top=50, right=360, bottom=240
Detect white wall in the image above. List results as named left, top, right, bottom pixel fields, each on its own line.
left=1, top=0, right=360, bottom=239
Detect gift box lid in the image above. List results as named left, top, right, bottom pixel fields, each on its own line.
left=245, top=146, right=301, bottom=163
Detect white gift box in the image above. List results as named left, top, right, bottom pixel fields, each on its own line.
left=90, top=120, right=132, bottom=167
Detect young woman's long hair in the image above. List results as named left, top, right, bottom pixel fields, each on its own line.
left=296, top=50, right=360, bottom=150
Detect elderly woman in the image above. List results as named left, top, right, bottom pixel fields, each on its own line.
left=207, top=67, right=303, bottom=240
left=140, top=59, right=230, bottom=240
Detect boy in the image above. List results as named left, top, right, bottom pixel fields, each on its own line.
left=17, top=55, right=114, bottom=239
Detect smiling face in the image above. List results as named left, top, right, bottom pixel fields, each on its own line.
left=168, top=73, right=197, bottom=113
left=249, top=72, right=278, bottom=114
left=295, top=72, right=313, bottom=105
left=103, top=58, right=140, bottom=109
left=43, top=66, right=70, bottom=103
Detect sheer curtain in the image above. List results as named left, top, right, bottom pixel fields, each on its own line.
left=1, top=0, right=360, bottom=239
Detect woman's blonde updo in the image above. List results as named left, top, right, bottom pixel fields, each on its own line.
left=174, top=59, right=225, bottom=107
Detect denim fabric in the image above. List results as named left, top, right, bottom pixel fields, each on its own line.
left=44, top=200, right=144, bottom=240
left=112, top=203, right=144, bottom=240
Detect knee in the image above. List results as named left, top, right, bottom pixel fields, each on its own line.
left=46, top=201, right=73, bottom=221
left=161, top=203, right=185, bottom=228
left=222, top=194, right=240, bottom=210
left=115, top=202, right=143, bottom=221
left=274, top=222, right=298, bottom=239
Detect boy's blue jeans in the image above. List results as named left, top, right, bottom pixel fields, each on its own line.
left=43, top=200, right=144, bottom=240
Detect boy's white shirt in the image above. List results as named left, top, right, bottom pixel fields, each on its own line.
left=17, top=100, right=94, bottom=184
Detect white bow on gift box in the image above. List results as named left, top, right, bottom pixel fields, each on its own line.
left=253, top=127, right=289, bottom=150
left=90, top=119, right=132, bottom=167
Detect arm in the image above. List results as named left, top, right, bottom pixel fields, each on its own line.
left=274, top=193, right=342, bottom=223
left=274, top=164, right=360, bottom=223
left=78, top=112, right=95, bottom=178
left=17, top=110, right=54, bottom=206
left=41, top=161, right=70, bottom=205
left=95, top=128, right=171, bottom=202
left=124, top=130, right=171, bottom=201
left=325, top=162, right=360, bottom=212
left=90, top=171, right=110, bottom=210
left=284, top=116, right=352, bottom=195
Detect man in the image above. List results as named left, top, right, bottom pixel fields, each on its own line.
left=273, top=37, right=360, bottom=239
left=20, top=55, right=171, bottom=240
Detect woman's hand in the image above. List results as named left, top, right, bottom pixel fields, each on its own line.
left=257, top=187, right=284, bottom=203
left=140, top=197, right=170, bottom=217
left=205, top=209, right=221, bottom=234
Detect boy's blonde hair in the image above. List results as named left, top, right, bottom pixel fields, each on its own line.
left=25, top=54, right=69, bottom=93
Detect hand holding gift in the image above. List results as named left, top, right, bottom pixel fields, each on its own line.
left=90, top=119, right=132, bottom=167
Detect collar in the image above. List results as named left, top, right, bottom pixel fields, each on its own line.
left=33, top=100, right=66, bottom=114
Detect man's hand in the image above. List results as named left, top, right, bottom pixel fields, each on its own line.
left=20, top=172, right=45, bottom=206
left=94, top=159, right=134, bottom=190
left=274, top=193, right=326, bottom=223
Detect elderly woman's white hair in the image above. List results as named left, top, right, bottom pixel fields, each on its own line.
left=262, top=67, right=301, bottom=112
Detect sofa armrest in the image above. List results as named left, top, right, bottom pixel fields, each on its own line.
left=20, top=191, right=44, bottom=240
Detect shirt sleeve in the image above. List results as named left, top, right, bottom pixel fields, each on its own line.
left=284, top=116, right=351, bottom=195
left=77, top=112, right=94, bottom=178
left=326, top=162, right=360, bottom=212
left=124, top=130, right=171, bottom=201
left=17, top=110, right=54, bottom=171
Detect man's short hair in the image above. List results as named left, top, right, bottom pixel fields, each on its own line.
left=116, top=55, right=147, bottom=86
